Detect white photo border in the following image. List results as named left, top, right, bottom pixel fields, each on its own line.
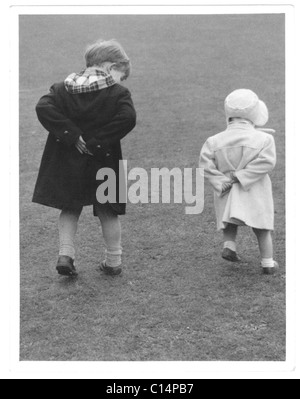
left=6, top=2, right=298, bottom=379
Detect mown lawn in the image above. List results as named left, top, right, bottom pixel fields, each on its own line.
left=20, top=14, right=285, bottom=361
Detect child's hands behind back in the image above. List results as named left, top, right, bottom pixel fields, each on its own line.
left=221, top=182, right=233, bottom=195
left=221, top=172, right=240, bottom=196
left=75, top=136, right=93, bottom=156
left=230, top=171, right=239, bottom=184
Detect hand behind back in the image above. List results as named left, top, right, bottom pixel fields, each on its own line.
left=75, top=136, right=93, bottom=156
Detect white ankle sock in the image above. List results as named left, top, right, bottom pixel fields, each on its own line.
left=224, top=241, right=237, bottom=252
left=261, top=258, right=275, bottom=268
left=59, top=244, right=75, bottom=260
left=105, top=247, right=122, bottom=268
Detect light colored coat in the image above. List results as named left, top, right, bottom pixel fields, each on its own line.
left=199, top=122, right=276, bottom=231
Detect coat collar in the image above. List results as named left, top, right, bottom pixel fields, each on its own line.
left=228, top=118, right=254, bottom=128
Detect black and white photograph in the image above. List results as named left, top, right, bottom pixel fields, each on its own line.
left=2, top=0, right=299, bottom=380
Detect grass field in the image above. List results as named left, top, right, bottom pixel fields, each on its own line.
left=19, top=14, right=286, bottom=361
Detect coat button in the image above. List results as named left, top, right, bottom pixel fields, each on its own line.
left=56, top=138, right=60, bottom=142
left=106, top=153, right=110, bottom=157
left=97, top=145, right=101, bottom=149
left=64, top=131, right=69, bottom=134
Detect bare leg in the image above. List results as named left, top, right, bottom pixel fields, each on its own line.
left=95, top=204, right=122, bottom=268
left=223, top=223, right=238, bottom=244
left=222, top=223, right=240, bottom=262
left=58, top=207, right=83, bottom=260
left=252, top=228, right=273, bottom=259
left=252, top=228, right=277, bottom=274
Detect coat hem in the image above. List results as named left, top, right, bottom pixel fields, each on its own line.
left=218, top=220, right=274, bottom=231
left=32, top=198, right=126, bottom=216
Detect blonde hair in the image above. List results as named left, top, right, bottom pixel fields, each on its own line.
left=85, top=39, right=131, bottom=78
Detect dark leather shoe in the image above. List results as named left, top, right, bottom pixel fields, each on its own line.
left=56, top=256, right=78, bottom=277
left=99, top=261, right=122, bottom=276
left=222, top=248, right=241, bottom=262
left=262, top=261, right=279, bottom=275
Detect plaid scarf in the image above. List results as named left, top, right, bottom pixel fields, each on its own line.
left=64, top=67, right=116, bottom=94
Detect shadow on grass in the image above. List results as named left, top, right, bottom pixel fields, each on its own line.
left=56, top=275, right=79, bottom=288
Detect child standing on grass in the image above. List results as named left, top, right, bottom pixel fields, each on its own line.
left=33, top=39, right=136, bottom=277
left=199, top=89, right=278, bottom=275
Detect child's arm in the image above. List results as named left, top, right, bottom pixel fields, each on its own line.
left=85, top=89, right=136, bottom=154
left=235, top=134, right=276, bottom=191
left=36, top=85, right=84, bottom=147
left=199, top=138, right=233, bottom=197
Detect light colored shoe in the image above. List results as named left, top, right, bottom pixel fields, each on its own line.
left=262, top=261, right=279, bottom=275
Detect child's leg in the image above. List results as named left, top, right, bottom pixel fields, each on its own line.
left=95, top=204, right=122, bottom=268
left=58, top=207, right=83, bottom=260
left=223, top=223, right=238, bottom=252
left=252, top=229, right=275, bottom=268
left=222, top=223, right=240, bottom=262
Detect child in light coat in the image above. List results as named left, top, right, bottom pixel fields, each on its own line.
left=199, top=89, right=278, bottom=274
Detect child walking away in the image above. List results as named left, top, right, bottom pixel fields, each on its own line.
left=199, top=89, right=278, bottom=275
left=33, top=39, right=136, bottom=277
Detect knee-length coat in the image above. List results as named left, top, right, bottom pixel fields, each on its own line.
left=32, top=82, right=136, bottom=215
left=199, top=122, right=276, bottom=230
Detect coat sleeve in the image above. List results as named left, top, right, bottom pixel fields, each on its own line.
left=199, top=138, right=232, bottom=197
left=35, top=85, right=84, bottom=147
left=235, top=134, right=276, bottom=191
left=85, top=89, right=136, bottom=154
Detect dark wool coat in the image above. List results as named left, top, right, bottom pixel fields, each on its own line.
left=32, top=82, right=136, bottom=215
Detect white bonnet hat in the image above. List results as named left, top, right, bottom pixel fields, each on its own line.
left=225, top=89, right=269, bottom=127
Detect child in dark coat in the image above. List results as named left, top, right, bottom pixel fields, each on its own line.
left=33, top=39, right=136, bottom=277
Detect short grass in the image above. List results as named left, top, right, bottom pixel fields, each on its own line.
left=20, top=14, right=285, bottom=361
